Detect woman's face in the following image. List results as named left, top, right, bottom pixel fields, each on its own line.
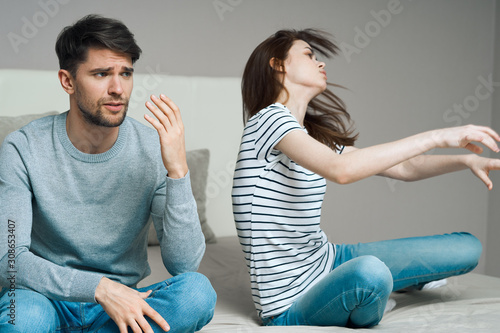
left=282, top=40, right=327, bottom=95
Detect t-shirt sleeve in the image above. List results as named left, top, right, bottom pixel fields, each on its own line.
left=253, top=106, right=303, bottom=162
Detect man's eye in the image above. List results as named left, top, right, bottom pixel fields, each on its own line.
left=122, top=72, right=133, bottom=77
left=95, top=72, right=107, bottom=77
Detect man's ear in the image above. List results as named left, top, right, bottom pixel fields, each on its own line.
left=58, top=69, right=75, bottom=95
left=269, top=58, right=285, bottom=73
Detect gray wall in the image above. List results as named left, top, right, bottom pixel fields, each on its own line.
left=487, top=1, right=500, bottom=277
left=1, top=0, right=498, bottom=275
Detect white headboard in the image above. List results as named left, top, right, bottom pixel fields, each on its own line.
left=0, top=69, right=243, bottom=238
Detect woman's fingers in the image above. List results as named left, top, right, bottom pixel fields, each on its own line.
left=469, top=156, right=500, bottom=190
left=464, top=142, right=483, bottom=154
left=475, top=169, right=493, bottom=190
left=467, top=126, right=500, bottom=152
left=437, top=125, right=500, bottom=153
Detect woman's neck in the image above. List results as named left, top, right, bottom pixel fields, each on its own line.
left=276, top=91, right=310, bottom=127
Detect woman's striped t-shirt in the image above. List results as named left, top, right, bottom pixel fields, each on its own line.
left=231, top=103, right=338, bottom=319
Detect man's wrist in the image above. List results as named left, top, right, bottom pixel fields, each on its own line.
left=95, top=276, right=110, bottom=304
left=167, top=165, right=189, bottom=179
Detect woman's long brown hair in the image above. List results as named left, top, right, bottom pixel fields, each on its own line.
left=242, top=29, right=358, bottom=149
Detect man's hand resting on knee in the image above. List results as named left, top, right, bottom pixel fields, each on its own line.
left=95, top=277, right=170, bottom=333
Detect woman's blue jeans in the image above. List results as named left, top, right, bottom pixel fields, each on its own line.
left=0, top=272, right=216, bottom=333
left=262, top=232, right=482, bottom=328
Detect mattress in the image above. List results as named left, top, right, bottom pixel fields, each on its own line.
left=142, top=236, right=500, bottom=332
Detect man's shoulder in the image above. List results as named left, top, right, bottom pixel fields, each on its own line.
left=2, top=112, right=59, bottom=145
left=25, top=112, right=59, bottom=127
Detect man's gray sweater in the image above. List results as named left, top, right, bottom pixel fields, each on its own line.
left=0, top=112, right=205, bottom=303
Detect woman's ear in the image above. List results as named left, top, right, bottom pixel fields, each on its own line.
left=58, top=69, right=75, bottom=95
left=269, top=58, right=285, bottom=73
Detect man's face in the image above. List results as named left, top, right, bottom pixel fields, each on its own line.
left=72, top=48, right=134, bottom=127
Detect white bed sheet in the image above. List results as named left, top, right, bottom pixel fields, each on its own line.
left=142, top=236, right=500, bottom=332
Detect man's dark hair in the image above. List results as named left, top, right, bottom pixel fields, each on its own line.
left=55, top=14, right=142, bottom=77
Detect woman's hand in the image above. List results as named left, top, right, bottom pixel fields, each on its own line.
left=144, top=94, right=188, bottom=179
left=466, top=154, right=500, bottom=190
left=431, top=125, right=500, bottom=154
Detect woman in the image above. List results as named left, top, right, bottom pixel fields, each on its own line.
left=231, top=29, right=500, bottom=328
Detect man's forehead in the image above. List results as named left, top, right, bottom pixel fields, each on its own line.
left=82, top=48, right=133, bottom=68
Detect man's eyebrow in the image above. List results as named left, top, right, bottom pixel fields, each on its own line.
left=89, top=67, right=112, bottom=73
left=89, top=66, right=134, bottom=73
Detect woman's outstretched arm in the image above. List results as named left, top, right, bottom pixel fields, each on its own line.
left=276, top=124, right=500, bottom=188
left=348, top=146, right=500, bottom=190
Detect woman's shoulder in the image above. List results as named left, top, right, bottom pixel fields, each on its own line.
left=257, top=103, right=289, bottom=117
left=247, top=103, right=295, bottom=126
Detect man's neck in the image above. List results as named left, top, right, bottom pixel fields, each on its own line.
left=66, top=109, right=120, bottom=154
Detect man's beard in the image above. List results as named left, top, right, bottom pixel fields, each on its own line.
left=76, top=90, right=128, bottom=128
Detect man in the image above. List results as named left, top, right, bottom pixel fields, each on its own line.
left=0, top=15, right=216, bottom=333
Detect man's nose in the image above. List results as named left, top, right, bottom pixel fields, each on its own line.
left=108, top=75, right=124, bottom=95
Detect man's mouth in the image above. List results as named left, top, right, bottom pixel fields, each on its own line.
left=103, top=101, right=125, bottom=112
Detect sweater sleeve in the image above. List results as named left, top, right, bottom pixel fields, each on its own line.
left=150, top=171, right=205, bottom=276
left=0, top=135, right=103, bottom=303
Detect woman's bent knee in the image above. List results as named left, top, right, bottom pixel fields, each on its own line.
left=448, top=232, right=482, bottom=271
left=353, top=256, right=393, bottom=293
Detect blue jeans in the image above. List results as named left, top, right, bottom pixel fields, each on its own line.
left=0, top=272, right=216, bottom=333
left=262, top=232, right=482, bottom=328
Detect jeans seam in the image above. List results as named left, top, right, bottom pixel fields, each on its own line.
left=55, top=303, right=94, bottom=332
left=149, top=280, right=169, bottom=299
left=392, top=267, right=473, bottom=286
